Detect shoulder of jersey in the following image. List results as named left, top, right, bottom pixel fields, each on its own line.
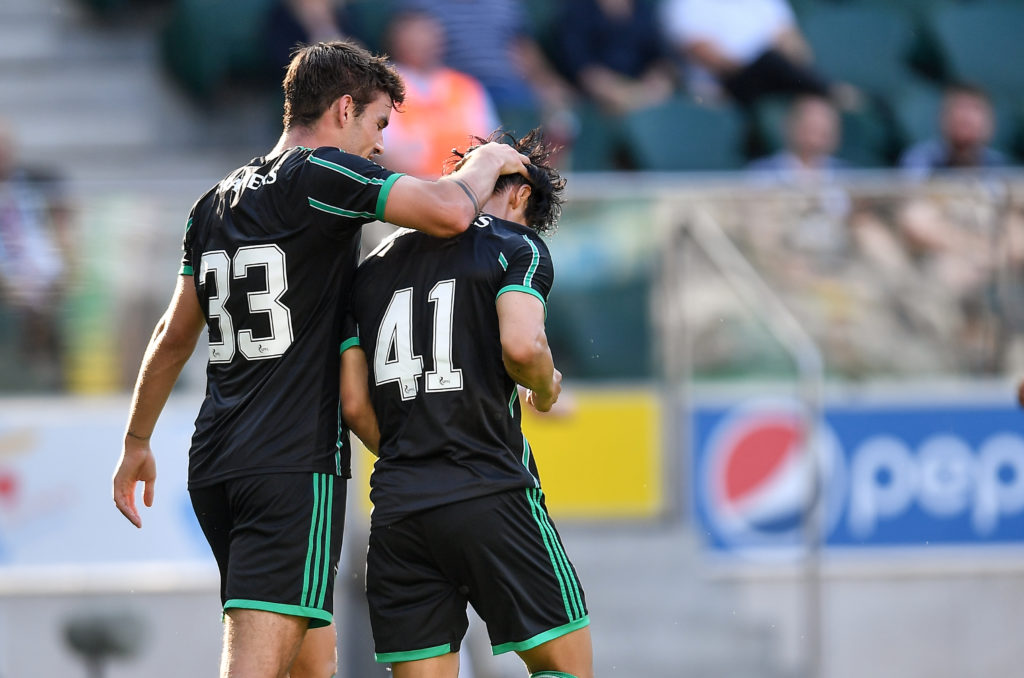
left=364, top=227, right=417, bottom=261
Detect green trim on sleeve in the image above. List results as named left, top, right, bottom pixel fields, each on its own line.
left=339, top=337, right=360, bottom=354
left=308, top=197, right=375, bottom=219
left=491, top=616, right=590, bottom=655
left=375, top=643, right=452, bottom=663
left=309, top=154, right=385, bottom=185
left=223, top=599, right=333, bottom=629
left=496, top=284, right=547, bottom=318
left=180, top=265, right=194, bottom=275
left=375, top=172, right=404, bottom=222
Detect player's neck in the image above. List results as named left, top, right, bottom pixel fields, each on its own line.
left=270, top=127, right=327, bottom=156
left=480, top=196, right=527, bottom=227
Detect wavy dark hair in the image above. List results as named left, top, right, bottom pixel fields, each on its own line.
left=451, top=128, right=566, bottom=235
left=282, top=41, right=405, bottom=131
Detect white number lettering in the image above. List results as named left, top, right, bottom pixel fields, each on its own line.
left=374, top=280, right=463, bottom=399
left=200, top=250, right=235, bottom=363
left=375, top=288, right=424, bottom=400
left=199, top=245, right=294, bottom=363
left=426, top=280, right=463, bottom=392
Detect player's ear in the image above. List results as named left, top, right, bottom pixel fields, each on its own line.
left=335, top=94, right=355, bottom=127
left=510, top=183, right=532, bottom=210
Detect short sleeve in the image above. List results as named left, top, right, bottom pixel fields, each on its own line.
left=303, top=147, right=404, bottom=226
left=495, top=233, right=554, bottom=312
left=179, top=212, right=195, bottom=276
left=340, top=311, right=360, bottom=354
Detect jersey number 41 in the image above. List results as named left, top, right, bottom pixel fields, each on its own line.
left=375, top=279, right=464, bottom=400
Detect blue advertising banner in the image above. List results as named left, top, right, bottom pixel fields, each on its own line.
left=691, top=397, right=1024, bottom=554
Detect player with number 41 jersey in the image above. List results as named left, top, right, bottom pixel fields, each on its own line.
left=346, top=208, right=553, bottom=526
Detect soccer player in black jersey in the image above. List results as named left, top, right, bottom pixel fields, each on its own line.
left=340, top=130, right=593, bottom=678
left=111, top=42, right=530, bottom=678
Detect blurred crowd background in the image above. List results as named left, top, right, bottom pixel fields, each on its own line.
left=3, top=0, right=1024, bottom=394
left=3, top=1, right=1024, bottom=677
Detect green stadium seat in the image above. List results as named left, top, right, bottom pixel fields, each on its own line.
left=930, top=3, right=1024, bottom=100
left=162, top=0, right=275, bottom=100
left=497, top=107, right=544, bottom=140
left=570, top=104, right=625, bottom=172
left=622, top=98, right=744, bottom=172
left=346, top=0, right=398, bottom=55
left=801, top=5, right=916, bottom=98
left=546, top=274, right=652, bottom=380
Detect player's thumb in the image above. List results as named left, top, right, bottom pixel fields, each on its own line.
left=143, top=479, right=155, bottom=508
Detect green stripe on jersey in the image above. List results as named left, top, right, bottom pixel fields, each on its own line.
left=508, top=388, right=518, bottom=417
left=498, top=252, right=508, bottom=270
left=308, top=155, right=385, bottom=184
left=521, top=235, right=540, bottom=287
left=308, top=197, right=375, bottom=219
left=375, top=172, right=404, bottom=222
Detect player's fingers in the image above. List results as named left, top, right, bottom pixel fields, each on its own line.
left=143, top=479, right=155, bottom=508
left=115, top=491, right=142, bottom=529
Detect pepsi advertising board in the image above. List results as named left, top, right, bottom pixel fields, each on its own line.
left=691, top=397, right=1024, bottom=554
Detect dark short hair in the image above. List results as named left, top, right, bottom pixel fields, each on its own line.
left=454, top=129, right=566, bottom=235
left=282, top=41, right=405, bottom=131
left=945, top=82, right=991, bottom=104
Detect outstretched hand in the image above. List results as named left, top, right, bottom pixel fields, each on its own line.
left=112, top=439, right=156, bottom=528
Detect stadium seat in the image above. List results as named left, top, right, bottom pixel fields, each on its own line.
left=546, top=273, right=653, bottom=380
left=162, top=0, right=275, bottom=100
left=346, top=0, right=398, bottom=55
left=930, top=3, right=1024, bottom=101
left=801, top=4, right=916, bottom=98
left=622, top=98, right=744, bottom=172
left=570, top=104, right=626, bottom=172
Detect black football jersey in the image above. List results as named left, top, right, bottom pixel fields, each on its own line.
left=181, top=145, right=402, bottom=488
left=346, top=213, right=555, bottom=526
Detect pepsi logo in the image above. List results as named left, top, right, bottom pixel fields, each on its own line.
left=701, top=400, right=847, bottom=552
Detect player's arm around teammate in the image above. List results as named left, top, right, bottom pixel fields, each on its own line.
left=340, top=344, right=380, bottom=454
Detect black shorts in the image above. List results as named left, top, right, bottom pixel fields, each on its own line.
left=190, top=472, right=346, bottom=629
left=366, top=488, right=588, bottom=663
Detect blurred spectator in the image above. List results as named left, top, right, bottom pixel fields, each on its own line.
left=899, top=83, right=1009, bottom=180
left=747, top=96, right=851, bottom=261
left=265, top=0, right=349, bottom=80
left=747, top=95, right=847, bottom=181
left=377, top=11, right=500, bottom=179
left=0, top=120, right=71, bottom=389
left=556, top=0, right=676, bottom=115
left=660, top=0, right=845, bottom=107
left=398, top=0, right=574, bottom=127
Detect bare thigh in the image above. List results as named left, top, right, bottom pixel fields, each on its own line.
left=390, top=652, right=460, bottom=678
left=288, top=623, right=338, bottom=678
left=516, top=627, right=593, bottom=678
left=221, top=608, right=309, bottom=678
